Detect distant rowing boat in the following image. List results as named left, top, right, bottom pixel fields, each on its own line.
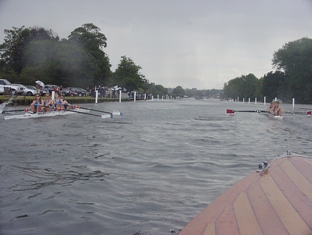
left=3, top=108, right=112, bottom=120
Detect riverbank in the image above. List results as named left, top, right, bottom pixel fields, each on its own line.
left=0, top=95, right=138, bottom=106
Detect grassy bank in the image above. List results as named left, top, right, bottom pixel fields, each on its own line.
left=0, top=95, right=134, bottom=106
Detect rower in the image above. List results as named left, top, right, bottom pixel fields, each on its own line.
left=60, top=94, right=70, bottom=110
left=267, top=101, right=284, bottom=116
left=30, top=94, right=43, bottom=113
left=274, top=101, right=284, bottom=116
left=53, top=92, right=62, bottom=110
left=266, top=102, right=274, bottom=114
left=43, top=93, right=53, bottom=112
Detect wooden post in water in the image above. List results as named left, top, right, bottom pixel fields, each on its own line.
left=119, top=90, right=121, bottom=103
left=264, top=96, right=266, bottom=105
left=95, top=90, right=98, bottom=103
left=292, top=98, right=295, bottom=108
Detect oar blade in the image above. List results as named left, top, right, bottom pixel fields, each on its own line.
left=101, top=114, right=113, bottom=119
left=72, top=105, right=122, bottom=116
left=226, top=109, right=235, bottom=114
left=112, top=111, right=122, bottom=116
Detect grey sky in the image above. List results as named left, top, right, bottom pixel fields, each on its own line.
left=1, top=0, right=312, bottom=89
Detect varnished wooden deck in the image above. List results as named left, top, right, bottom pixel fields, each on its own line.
left=179, top=155, right=312, bottom=235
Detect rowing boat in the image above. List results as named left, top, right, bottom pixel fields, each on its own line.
left=4, top=108, right=87, bottom=120
left=2, top=108, right=110, bottom=120
left=261, top=112, right=283, bottom=120
left=179, top=153, right=312, bottom=235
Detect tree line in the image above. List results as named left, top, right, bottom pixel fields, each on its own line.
left=0, top=23, right=172, bottom=97
left=222, top=37, right=312, bottom=104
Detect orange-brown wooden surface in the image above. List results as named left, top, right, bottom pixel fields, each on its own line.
left=179, top=155, right=312, bottom=235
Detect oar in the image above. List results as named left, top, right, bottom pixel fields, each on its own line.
left=226, top=109, right=312, bottom=115
left=73, top=105, right=122, bottom=116
left=225, top=109, right=266, bottom=114
left=284, top=110, right=312, bottom=115
left=72, top=105, right=112, bottom=114
left=2, top=109, right=29, bottom=113
left=65, top=109, right=112, bottom=118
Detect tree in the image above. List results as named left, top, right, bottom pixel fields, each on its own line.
left=113, top=56, right=146, bottom=91
left=68, top=23, right=111, bottom=86
left=272, top=37, right=312, bottom=103
left=0, top=26, right=58, bottom=76
left=261, top=71, right=288, bottom=102
left=146, top=83, right=168, bottom=97
left=172, top=86, right=185, bottom=98
left=223, top=73, right=260, bottom=100
left=68, top=23, right=107, bottom=50
left=0, top=23, right=112, bottom=87
left=0, top=26, right=31, bottom=74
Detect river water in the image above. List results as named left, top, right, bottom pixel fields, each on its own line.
left=1, top=99, right=311, bottom=235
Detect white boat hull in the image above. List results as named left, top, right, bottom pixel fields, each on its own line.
left=262, top=112, right=283, bottom=120
left=4, top=109, right=88, bottom=120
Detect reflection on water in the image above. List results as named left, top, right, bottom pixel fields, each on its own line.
left=1, top=99, right=311, bottom=235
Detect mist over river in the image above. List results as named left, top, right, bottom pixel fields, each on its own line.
left=1, top=99, right=312, bottom=235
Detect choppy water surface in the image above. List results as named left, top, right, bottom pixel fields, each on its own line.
left=1, top=99, right=312, bottom=235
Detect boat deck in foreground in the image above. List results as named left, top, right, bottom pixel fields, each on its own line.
left=179, top=154, right=312, bottom=235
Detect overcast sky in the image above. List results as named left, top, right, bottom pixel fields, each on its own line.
left=0, top=0, right=312, bottom=89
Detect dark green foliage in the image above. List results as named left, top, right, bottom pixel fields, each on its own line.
left=272, top=37, right=312, bottom=103
left=113, top=56, right=146, bottom=92
left=261, top=71, right=291, bottom=102
left=223, top=37, right=312, bottom=103
left=223, top=73, right=261, bottom=101
left=172, top=86, right=185, bottom=98
left=0, top=24, right=111, bottom=88
left=145, top=83, right=168, bottom=97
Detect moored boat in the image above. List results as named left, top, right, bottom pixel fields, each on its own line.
left=179, top=153, right=312, bottom=235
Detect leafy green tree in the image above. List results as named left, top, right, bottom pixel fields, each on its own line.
left=0, top=24, right=112, bottom=88
left=0, top=26, right=58, bottom=76
left=272, top=37, right=312, bottom=103
left=68, top=23, right=111, bottom=87
left=172, top=86, right=185, bottom=98
left=113, top=56, right=146, bottom=91
left=0, top=26, right=31, bottom=75
left=261, top=71, right=286, bottom=102
left=223, top=73, right=260, bottom=100
left=18, top=66, right=47, bottom=84
left=56, top=40, right=97, bottom=87
left=146, top=83, right=168, bottom=97
left=223, top=77, right=242, bottom=99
